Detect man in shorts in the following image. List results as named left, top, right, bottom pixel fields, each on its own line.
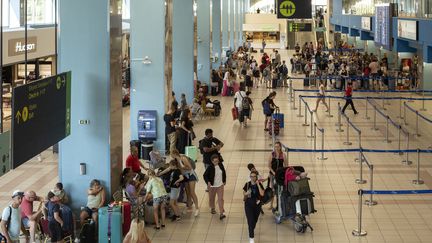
left=21, top=191, right=44, bottom=243
left=0, top=190, right=24, bottom=243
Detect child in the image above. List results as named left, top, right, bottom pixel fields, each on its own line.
left=144, top=170, right=169, bottom=230
left=51, top=182, right=69, bottom=204
left=246, top=163, right=265, bottom=182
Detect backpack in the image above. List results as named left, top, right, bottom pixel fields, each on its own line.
left=0, top=206, right=12, bottom=231
left=198, top=138, right=206, bottom=154
left=79, top=221, right=96, bottom=243
left=240, top=92, right=250, bottom=110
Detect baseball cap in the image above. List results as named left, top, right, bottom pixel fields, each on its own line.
left=12, top=190, right=24, bottom=198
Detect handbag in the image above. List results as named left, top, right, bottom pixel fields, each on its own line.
left=243, top=182, right=250, bottom=201
left=261, top=187, right=274, bottom=205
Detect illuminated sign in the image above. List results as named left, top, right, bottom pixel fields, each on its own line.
left=277, top=0, right=312, bottom=19
left=8, top=37, right=38, bottom=56
left=398, top=19, right=418, bottom=41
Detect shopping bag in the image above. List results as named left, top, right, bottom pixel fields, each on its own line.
left=231, top=107, right=238, bottom=120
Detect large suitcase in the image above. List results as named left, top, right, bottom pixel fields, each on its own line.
left=288, top=178, right=311, bottom=196
left=98, top=206, right=122, bottom=243
left=185, top=146, right=198, bottom=162
left=144, top=202, right=157, bottom=225
left=272, top=110, right=284, bottom=128
left=79, top=221, right=96, bottom=243
left=122, top=202, right=132, bottom=237
left=268, top=118, right=280, bottom=136
left=303, top=78, right=309, bottom=87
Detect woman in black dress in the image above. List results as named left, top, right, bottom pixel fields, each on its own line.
left=176, top=109, right=194, bottom=154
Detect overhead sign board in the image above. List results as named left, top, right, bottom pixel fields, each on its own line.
left=12, top=72, right=71, bottom=168
left=361, top=17, right=372, bottom=31
left=397, top=19, right=418, bottom=41
left=277, top=0, right=312, bottom=19
left=288, top=23, right=312, bottom=32
left=374, top=4, right=392, bottom=50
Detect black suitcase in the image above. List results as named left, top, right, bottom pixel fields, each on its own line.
left=130, top=140, right=142, bottom=159
left=303, top=78, right=309, bottom=87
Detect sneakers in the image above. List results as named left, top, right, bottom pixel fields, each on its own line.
left=211, top=208, right=216, bottom=214
left=194, top=209, right=200, bottom=217
left=249, top=238, right=255, bottom=243
left=219, top=214, right=226, bottom=220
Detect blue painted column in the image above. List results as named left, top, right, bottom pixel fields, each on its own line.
left=58, top=0, right=122, bottom=209
left=222, top=0, right=230, bottom=51
left=130, top=0, right=167, bottom=149
left=173, top=0, right=194, bottom=103
left=236, top=0, right=242, bottom=47
left=212, top=0, right=222, bottom=69
left=422, top=63, right=432, bottom=90
left=230, top=0, right=235, bottom=49
left=197, top=0, right=211, bottom=84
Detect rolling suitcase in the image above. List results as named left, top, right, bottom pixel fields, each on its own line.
left=268, top=118, right=280, bottom=136
left=122, top=202, right=132, bottom=237
left=303, top=77, right=309, bottom=87
left=272, top=109, right=284, bottom=128
left=98, top=206, right=122, bottom=243
left=288, top=178, right=311, bottom=196
left=79, top=221, right=96, bottom=243
left=295, top=194, right=316, bottom=215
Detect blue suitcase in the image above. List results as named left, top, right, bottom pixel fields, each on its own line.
left=272, top=111, right=284, bottom=128
left=98, top=206, right=122, bottom=243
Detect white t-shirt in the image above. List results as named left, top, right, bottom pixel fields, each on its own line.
left=1, top=206, right=21, bottom=241
left=212, top=165, right=224, bottom=187
left=234, top=91, right=246, bottom=110
left=319, top=84, right=325, bottom=96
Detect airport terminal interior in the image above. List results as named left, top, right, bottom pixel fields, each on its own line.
left=1, top=0, right=432, bottom=242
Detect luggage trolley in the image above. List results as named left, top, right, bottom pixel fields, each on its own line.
left=273, top=166, right=316, bottom=233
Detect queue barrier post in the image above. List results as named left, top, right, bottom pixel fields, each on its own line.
left=313, top=123, right=317, bottom=151
left=289, top=79, right=293, bottom=102
left=355, top=149, right=366, bottom=184
left=292, top=91, right=297, bottom=110
left=402, top=134, right=412, bottom=165
left=354, top=132, right=363, bottom=163
left=372, top=105, right=379, bottom=131
left=297, top=96, right=303, bottom=117
left=352, top=190, right=367, bottom=237
left=403, top=102, right=408, bottom=125
left=327, top=96, right=333, bottom=118
left=317, top=128, right=327, bottom=160
left=397, top=126, right=403, bottom=155
left=384, top=116, right=392, bottom=143
left=307, top=110, right=315, bottom=138
left=397, top=98, right=403, bottom=119
left=343, top=117, right=352, bottom=146
left=336, top=103, right=344, bottom=132
left=364, top=98, right=370, bottom=120
left=415, top=111, right=421, bottom=137
left=364, top=164, right=377, bottom=206
left=381, top=96, right=386, bottom=110
left=412, top=149, right=424, bottom=185
left=302, top=103, right=309, bottom=127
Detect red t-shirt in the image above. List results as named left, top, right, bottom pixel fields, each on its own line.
left=126, top=154, right=141, bottom=173
left=21, top=197, right=33, bottom=218
left=345, top=86, right=353, bottom=97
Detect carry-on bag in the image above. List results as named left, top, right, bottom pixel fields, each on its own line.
left=272, top=109, right=284, bottom=128
left=288, top=178, right=311, bottom=196
left=267, top=118, right=280, bottom=136
left=122, top=202, right=132, bottom=237
left=231, top=107, right=238, bottom=120
left=98, top=206, right=122, bottom=243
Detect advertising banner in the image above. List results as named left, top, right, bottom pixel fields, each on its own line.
left=397, top=19, right=418, bottom=41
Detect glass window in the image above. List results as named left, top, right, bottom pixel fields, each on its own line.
left=27, top=0, right=55, bottom=25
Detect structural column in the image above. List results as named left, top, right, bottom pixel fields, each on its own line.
left=130, top=0, right=169, bottom=149
left=197, top=0, right=211, bottom=84
left=222, top=0, right=230, bottom=52
left=236, top=0, right=242, bottom=47
left=173, top=0, right=194, bottom=103
left=58, top=0, right=122, bottom=209
left=212, top=0, right=222, bottom=69
left=230, top=0, right=236, bottom=49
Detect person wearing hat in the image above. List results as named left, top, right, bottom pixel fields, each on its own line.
left=0, top=190, right=24, bottom=243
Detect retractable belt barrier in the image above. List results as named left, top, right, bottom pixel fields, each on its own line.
left=404, top=102, right=432, bottom=124
left=294, top=88, right=432, bottom=94
left=298, top=94, right=432, bottom=101
left=289, top=75, right=417, bottom=81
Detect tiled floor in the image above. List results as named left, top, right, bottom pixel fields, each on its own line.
left=1, top=50, right=432, bottom=242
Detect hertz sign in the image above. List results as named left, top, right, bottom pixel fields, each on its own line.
left=277, top=0, right=312, bottom=19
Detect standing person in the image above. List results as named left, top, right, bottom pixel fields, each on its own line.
left=157, top=159, right=185, bottom=222
left=261, top=39, right=266, bottom=52
left=313, top=81, right=329, bottom=112
left=44, top=192, right=64, bottom=243
left=279, top=60, right=288, bottom=87
left=261, top=91, right=277, bottom=131
left=243, top=171, right=265, bottom=243
left=0, top=191, right=24, bottom=243
left=263, top=66, right=271, bottom=88
left=241, top=91, right=254, bottom=127
left=170, top=149, right=200, bottom=217
left=199, top=129, right=224, bottom=171
left=245, top=69, right=253, bottom=92
left=274, top=50, right=281, bottom=68
left=126, top=145, right=147, bottom=174
left=176, top=109, right=194, bottom=154
left=164, top=103, right=178, bottom=154
left=203, top=154, right=227, bottom=220
left=267, top=142, right=287, bottom=209
left=234, top=87, right=247, bottom=126
left=20, top=191, right=44, bottom=243
left=341, top=82, right=358, bottom=115
left=144, top=170, right=169, bottom=230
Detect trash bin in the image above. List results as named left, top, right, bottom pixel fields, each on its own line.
left=141, top=141, right=153, bottom=161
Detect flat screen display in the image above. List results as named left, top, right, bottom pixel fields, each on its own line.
left=374, top=4, right=392, bottom=50
left=397, top=19, right=418, bottom=40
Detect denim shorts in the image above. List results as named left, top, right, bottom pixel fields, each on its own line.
left=153, top=195, right=169, bottom=206
left=170, top=187, right=180, bottom=200
left=22, top=217, right=30, bottom=228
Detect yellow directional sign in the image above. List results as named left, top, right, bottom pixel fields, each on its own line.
left=15, top=111, right=21, bottom=124
left=22, top=107, right=29, bottom=122
left=56, top=76, right=62, bottom=90
left=279, top=0, right=296, bottom=17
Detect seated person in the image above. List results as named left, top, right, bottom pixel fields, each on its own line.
left=80, top=179, right=105, bottom=226
left=125, top=174, right=147, bottom=205
left=43, top=192, right=64, bottom=243
left=51, top=182, right=69, bottom=205
left=21, top=191, right=44, bottom=243
left=126, top=145, right=149, bottom=174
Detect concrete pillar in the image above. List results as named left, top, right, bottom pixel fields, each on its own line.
left=230, top=0, right=235, bottom=49
left=58, top=0, right=123, bottom=209
left=173, top=0, right=194, bottom=103
left=197, top=0, right=211, bottom=84
left=222, top=0, right=230, bottom=53
left=130, top=0, right=169, bottom=149
left=212, top=0, right=222, bottom=69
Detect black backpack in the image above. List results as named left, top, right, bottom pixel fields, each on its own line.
left=79, top=221, right=96, bottom=243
